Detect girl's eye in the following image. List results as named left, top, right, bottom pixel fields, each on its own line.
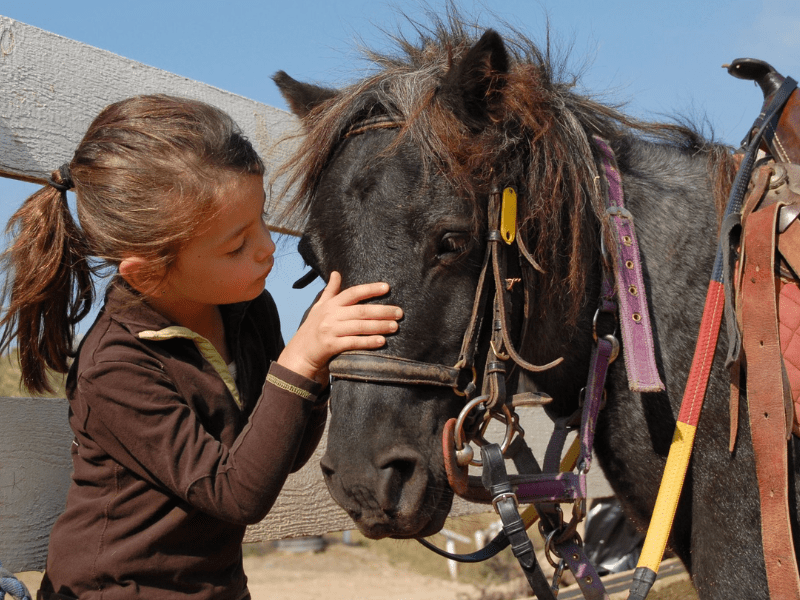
left=228, top=240, right=246, bottom=256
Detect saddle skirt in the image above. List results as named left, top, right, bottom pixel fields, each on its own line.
left=780, top=276, right=800, bottom=432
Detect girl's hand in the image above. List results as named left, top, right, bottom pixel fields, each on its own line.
left=277, top=271, right=403, bottom=384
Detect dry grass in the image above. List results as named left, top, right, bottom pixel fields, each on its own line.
left=0, top=350, right=67, bottom=397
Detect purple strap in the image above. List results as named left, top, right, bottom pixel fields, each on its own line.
left=594, top=137, right=665, bottom=392
left=515, top=472, right=587, bottom=504
left=579, top=336, right=613, bottom=472
left=556, top=539, right=611, bottom=600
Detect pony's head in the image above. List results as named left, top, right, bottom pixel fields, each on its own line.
left=274, top=20, right=710, bottom=538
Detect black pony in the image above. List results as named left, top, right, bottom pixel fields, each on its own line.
left=274, top=19, right=798, bottom=600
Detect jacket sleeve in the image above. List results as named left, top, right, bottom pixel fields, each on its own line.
left=75, top=358, right=325, bottom=525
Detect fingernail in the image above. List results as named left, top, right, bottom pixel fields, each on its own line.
left=395, top=309, right=403, bottom=318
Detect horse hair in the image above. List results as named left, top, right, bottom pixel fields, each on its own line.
left=275, top=9, right=736, bottom=324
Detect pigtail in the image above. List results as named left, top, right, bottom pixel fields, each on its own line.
left=0, top=165, right=95, bottom=393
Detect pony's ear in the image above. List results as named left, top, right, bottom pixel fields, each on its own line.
left=438, top=29, right=509, bottom=132
left=273, top=71, right=338, bottom=119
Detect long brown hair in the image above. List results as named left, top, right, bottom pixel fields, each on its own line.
left=0, top=94, right=264, bottom=393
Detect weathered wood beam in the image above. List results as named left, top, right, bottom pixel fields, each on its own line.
left=0, top=15, right=301, bottom=234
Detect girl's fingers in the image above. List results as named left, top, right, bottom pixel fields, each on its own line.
left=334, top=280, right=391, bottom=305
left=339, top=303, right=403, bottom=321
left=317, top=271, right=343, bottom=303
left=334, top=318, right=399, bottom=336
left=332, top=335, right=388, bottom=354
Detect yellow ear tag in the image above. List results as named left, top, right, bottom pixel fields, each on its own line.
left=500, top=187, right=517, bottom=244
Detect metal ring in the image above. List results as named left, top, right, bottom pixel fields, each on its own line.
left=592, top=308, right=618, bottom=343
left=603, top=334, right=620, bottom=364
left=543, top=530, right=563, bottom=569
left=453, top=396, right=519, bottom=467
left=543, top=529, right=584, bottom=569
left=489, top=340, right=510, bottom=361
left=453, top=395, right=488, bottom=451
left=476, top=403, right=518, bottom=457
left=451, top=365, right=477, bottom=397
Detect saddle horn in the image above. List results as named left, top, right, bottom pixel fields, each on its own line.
left=725, top=58, right=785, bottom=100
left=725, top=58, right=800, bottom=164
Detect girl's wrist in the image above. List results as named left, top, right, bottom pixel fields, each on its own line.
left=275, top=352, right=317, bottom=382
left=267, top=362, right=326, bottom=404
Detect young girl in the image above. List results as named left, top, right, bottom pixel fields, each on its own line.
left=0, top=94, right=402, bottom=600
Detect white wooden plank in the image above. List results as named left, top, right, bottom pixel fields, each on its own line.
left=0, top=16, right=300, bottom=233
left=0, top=397, right=72, bottom=573
left=0, top=396, right=612, bottom=571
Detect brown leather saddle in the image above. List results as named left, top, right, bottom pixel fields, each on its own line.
left=725, top=58, right=800, bottom=600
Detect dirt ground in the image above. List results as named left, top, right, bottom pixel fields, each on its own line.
left=15, top=536, right=694, bottom=600
left=240, top=539, right=694, bottom=600
left=243, top=539, right=481, bottom=600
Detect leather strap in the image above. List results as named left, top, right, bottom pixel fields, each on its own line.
left=729, top=165, right=774, bottom=450
left=329, top=351, right=464, bottom=388
left=481, top=444, right=558, bottom=600
left=740, top=201, right=800, bottom=600
left=594, top=137, right=665, bottom=392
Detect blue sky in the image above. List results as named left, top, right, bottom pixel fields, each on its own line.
left=2, top=0, right=799, bottom=339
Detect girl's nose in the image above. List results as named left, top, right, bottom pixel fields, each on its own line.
left=255, top=222, right=276, bottom=262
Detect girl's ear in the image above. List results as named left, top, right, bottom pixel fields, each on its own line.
left=120, top=257, right=163, bottom=296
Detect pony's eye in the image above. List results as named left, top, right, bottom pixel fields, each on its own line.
left=437, top=232, right=470, bottom=259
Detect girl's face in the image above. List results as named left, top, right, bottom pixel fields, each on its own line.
left=162, top=173, right=275, bottom=308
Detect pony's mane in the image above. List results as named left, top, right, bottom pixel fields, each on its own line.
left=276, top=14, right=735, bottom=320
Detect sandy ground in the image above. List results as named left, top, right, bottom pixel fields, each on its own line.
left=244, top=541, right=482, bottom=600
left=14, top=542, right=480, bottom=600
left=15, top=541, right=690, bottom=600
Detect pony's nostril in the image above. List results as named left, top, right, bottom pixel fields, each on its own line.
left=381, top=458, right=416, bottom=485
left=375, top=449, right=422, bottom=511
left=319, top=455, right=336, bottom=481
left=376, top=449, right=420, bottom=476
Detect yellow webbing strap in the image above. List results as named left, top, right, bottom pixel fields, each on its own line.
left=637, top=421, right=696, bottom=570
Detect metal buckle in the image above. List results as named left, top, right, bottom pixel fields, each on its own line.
left=491, top=491, right=519, bottom=513
left=606, top=205, right=634, bottom=220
